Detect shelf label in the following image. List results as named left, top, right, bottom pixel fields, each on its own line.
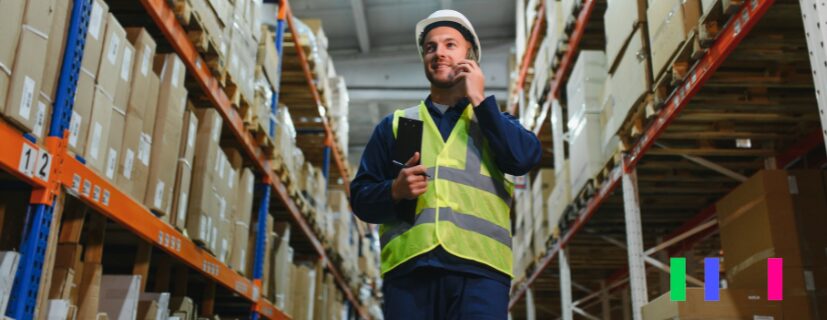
left=202, top=260, right=220, bottom=277
left=82, top=180, right=91, bottom=197
left=236, top=281, right=249, bottom=297
left=121, top=46, right=133, bottom=81
left=141, top=45, right=151, bottom=76
left=157, top=230, right=182, bottom=253
left=72, top=174, right=81, bottom=192
left=102, top=189, right=110, bottom=206
left=34, top=149, right=52, bottom=182
left=93, top=185, right=101, bottom=202
left=89, top=1, right=104, bottom=40
left=18, top=143, right=36, bottom=178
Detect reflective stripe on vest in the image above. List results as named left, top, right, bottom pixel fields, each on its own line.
left=382, top=101, right=514, bottom=277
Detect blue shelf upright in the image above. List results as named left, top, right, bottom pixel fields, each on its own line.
left=6, top=0, right=93, bottom=318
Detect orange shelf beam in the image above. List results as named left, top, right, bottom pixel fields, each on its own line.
left=59, top=157, right=288, bottom=320
left=507, top=1, right=546, bottom=115
left=283, top=0, right=351, bottom=196
left=0, top=121, right=50, bottom=189
left=532, top=0, right=596, bottom=135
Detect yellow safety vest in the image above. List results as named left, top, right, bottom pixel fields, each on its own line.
left=381, top=101, right=515, bottom=277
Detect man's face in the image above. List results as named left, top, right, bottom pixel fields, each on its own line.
left=422, top=26, right=473, bottom=89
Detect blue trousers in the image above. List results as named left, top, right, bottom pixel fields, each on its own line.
left=382, top=267, right=509, bottom=320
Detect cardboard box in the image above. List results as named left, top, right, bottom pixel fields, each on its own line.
left=96, top=14, right=125, bottom=100
left=260, top=215, right=275, bottom=298
left=99, top=275, right=141, bottom=320
left=114, top=41, right=135, bottom=109
left=569, top=113, right=603, bottom=194
left=141, top=71, right=160, bottom=137
left=3, top=28, right=48, bottom=133
left=190, top=0, right=227, bottom=58
left=76, top=263, right=102, bottom=320
left=607, top=26, right=652, bottom=132
left=0, top=0, right=26, bottom=105
left=186, top=108, right=223, bottom=246
left=83, top=86, right=114, bottom=174
left=69, top=71, right=95, bottom=155
left=290, top=264, right=317, bottom=320
left=235, top=168, right=255, bottom=224
left=717, top=171, right=803, bottom=267
left=229, top=221, right=249, bottom=274
left=566, top=50, right=607, bottom=126
left=550, top=100, right=566, bottom=175
left=642, top=288, right=783, bottom=320
left=0, top=252, right=20, bottom=315
left=145, top=54, right=187, bottom=217
left=273, top=227, right=293, bottom=309
left=787, top=170, right=827, bottom=268
left=604, top=0, right=648, bottom=70
left=116, top=112, right=145, bottom=200
left=125, top=28, right=157, bottom=120
left=49, top=267, right=75, bottom=301
left=46, top=299, right=74, bottom=320
left=648, top=0, right=701, bottom=80
left=81, top=0, right=109, bottom=75
left=41, top=0, right=72, bottom=101
left=169, top=296, right=195, bottom=320
left=138, top=292, right=169, bottom=320
left=171, top=108, right=198, bottom=230
left=258, top=28, right=280, bottom=90
left=105, top=106, right=126, bottom=182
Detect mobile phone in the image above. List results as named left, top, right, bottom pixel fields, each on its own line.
left=466, top=49, right=477, bottom=61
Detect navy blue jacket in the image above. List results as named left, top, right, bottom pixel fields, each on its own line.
left=350, top=95, right=542, bottom=284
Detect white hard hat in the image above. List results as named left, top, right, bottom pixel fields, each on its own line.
left=415, top=10, right=481, bottom=62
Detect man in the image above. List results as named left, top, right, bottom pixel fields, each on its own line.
left=350, top=10, right=541, bottom=319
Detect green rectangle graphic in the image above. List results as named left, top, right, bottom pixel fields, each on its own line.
left=670, top=257, right=686, bottom=301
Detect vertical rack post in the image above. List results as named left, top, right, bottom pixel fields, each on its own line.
left=6, top=0, right=92, bottom=318
left=800, top=0, right=827, bottom=155
left=251, top=182, right=271, bottom=319
left=559, top=248, right=573, bottom=320
left=323, top=146, right=331, bottom=182
left=621, top=163, right=648, bottom=320
left=269, top=1, right=287, bottom=138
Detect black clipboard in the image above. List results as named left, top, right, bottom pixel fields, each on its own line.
left=393, top=117, right=423, bottom=225
left=393, top=117, right=424, bottom=165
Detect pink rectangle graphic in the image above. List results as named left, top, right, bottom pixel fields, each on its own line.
left=768, top=258, right=783, bottom=301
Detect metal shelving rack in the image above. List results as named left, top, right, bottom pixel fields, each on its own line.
left=3, top=0, right=367, bottom=319
left=506, top=0, right=825, bottom=317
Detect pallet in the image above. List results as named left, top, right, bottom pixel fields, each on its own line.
left=592, top=148, right=623, bottom=191
left=618, top=94, right=656, bottom=151
left=699, top=0, right=744, bottom=47
left=248, top=121, right=276, bottom=159
left=172, top=0, right=226, bottom=86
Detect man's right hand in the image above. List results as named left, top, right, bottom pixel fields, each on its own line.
left=391, top=152, right=428, bottom=202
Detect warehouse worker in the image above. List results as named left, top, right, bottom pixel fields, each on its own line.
left=350, top=10, right=542, bottom=319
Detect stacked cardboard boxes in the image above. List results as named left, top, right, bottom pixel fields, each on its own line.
left=715, top=170, right=823, bottom=318
left=187, top=107, right=224, bottom=251
left=566, top=51, right=607, bottom=194
left=0, top=252, right=20, bottom=315
left=647, top=0, right=702, bottom=83
left=642, top=288, right=784, bottom=319
left=531, top=169, right=555, bottom=259
left=1, top=0, right=56, bottom=140
left=601, top=0, right=653, bottom=150
left=547, top=160, right=572, bottom=239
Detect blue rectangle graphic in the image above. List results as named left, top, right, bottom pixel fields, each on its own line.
left=704, top=257, right=720, bottom=301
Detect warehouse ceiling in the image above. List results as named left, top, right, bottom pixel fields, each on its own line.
left=265, top=0, right=517, bottom=169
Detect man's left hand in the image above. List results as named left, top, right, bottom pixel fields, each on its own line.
left=454, top=59, right=486, bottom=106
